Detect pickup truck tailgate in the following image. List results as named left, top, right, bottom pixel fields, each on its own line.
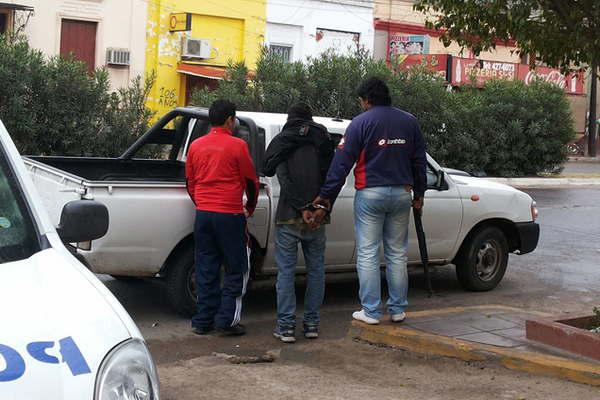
left=23, top=157, right=86, bottom=226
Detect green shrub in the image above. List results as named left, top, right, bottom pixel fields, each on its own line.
left=190, top=47, right=391, bottom=119
left=191, top=61, right=261, bottom=112
left=0, top=36, right=155, bottom=157
left=190, top=49, right=576, bottom=177
left=94, top=73, right=156, bottom=157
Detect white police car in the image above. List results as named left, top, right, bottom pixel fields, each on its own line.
left=0, top=119, right=160, bottom=399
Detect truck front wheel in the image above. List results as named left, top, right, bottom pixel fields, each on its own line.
left=454, top=226, right=509, bottom=291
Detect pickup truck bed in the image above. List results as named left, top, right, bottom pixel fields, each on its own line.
left=26, top=156, right=185, bottom=182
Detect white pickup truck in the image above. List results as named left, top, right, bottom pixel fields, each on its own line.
left=24, top=107, right=540, bottom=316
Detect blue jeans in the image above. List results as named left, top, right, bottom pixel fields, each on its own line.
left=275, top=224, right=326, bottom=329
left=354, top=186, right=412, bottom=319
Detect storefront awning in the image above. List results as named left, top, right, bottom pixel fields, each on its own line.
left=177, top=64, right=225, bottom=80
left=0, top=2, right=34, bottom=11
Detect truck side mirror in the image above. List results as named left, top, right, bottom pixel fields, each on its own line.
left=436, top=170, right=445, bottom=188
left=56, top=200, right=109, bottom=243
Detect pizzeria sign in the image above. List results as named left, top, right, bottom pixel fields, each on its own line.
left=450, top=56, right=584, bottom=95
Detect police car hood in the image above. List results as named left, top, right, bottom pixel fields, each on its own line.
left=0, top=248, right=131, bottom=399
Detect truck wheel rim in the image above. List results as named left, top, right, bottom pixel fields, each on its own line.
left=475, top=241, right=499, bottom=281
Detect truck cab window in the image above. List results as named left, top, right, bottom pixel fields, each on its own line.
left=0, top=152, right=40, bottom=264
left=134, top=116, right=188, bottom=160
left=183, top=119, right=252, bottom=156
left=235, top=124, right=250, bottom=144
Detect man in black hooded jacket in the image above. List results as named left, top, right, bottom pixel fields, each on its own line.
left=263, top=103, right=335, bottom=343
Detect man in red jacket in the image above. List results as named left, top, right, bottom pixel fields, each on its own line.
left=185, top=100, right=259, bottom=336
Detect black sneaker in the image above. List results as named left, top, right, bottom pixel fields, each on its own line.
left=216, top=324, right=246, bottom=337
left=192, top=326, right=214, bottom=335
left=303, top=324, right=319, bottom=339
left=273, top=327, right=296, bottom=343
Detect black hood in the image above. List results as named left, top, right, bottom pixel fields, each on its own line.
left=281, top=119, right=328, bottom=138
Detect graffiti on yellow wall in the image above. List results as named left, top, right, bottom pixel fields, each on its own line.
left=145, top=0, right=266, bottom=117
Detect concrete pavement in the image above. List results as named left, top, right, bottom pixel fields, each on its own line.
left=476, top=161, right=600, bottom=187
left=100, top=187, right=600, bottom=399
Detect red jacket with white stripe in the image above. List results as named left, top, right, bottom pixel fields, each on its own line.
left=185, top=127, right=259, bottom=215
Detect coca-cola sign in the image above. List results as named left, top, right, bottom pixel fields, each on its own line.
left=524, top=70, right=565, bottom=87
left=518, top=65, right=584, bottom=95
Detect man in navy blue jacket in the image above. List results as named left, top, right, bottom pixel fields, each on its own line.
left=314, top=77, right=427, bottom=325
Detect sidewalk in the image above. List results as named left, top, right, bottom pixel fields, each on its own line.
left=350, top=305, right=600, bottom=386
left=485, top=161, right=600, bottom=187
left=487, top=176, right=600, bottom=187
left=567, top=157, right=600, bottom=163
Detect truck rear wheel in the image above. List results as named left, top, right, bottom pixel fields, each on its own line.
left=165, top=245, right=244, bottom=317
left=454, top=226, right=509, bottom=291
left=165, top=246, right=196, bottom=317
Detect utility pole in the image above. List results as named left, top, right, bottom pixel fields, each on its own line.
left=587, top=62, right=598, bottom=157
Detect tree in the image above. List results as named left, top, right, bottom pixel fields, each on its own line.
left=414, top=0, right=600, bottom=156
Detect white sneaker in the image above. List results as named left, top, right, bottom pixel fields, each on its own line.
left=391, top=312, right=406, bottom=323
left=352, top=310, right=380, bottom=325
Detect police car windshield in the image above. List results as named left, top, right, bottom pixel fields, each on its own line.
left=0, top=150, right=39, bottom=264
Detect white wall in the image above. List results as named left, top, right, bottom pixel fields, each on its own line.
left=266, top=0, right=374, bottom=62
left=5, top=0, right=147, bottom=90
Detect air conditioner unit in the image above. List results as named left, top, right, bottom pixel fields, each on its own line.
left=106, top=48, right=131, bottom=66
left=182, top=38, right=211, bottom=59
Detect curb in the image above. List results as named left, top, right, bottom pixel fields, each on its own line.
left=484, top=177, right=600, bottom=187
left=350, top=318, right=600, bottom=386
left=568, top=157, right=600, bottom=163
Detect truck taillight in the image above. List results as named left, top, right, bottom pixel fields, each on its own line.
left=531, top=201, right=538, bottom=221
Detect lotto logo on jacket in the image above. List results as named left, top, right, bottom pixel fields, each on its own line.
left=378, top=138, right=407, bottom=147
left=319, top=105, right=428, bottom=200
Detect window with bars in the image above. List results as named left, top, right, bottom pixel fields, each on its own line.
left=269, top=44, right=293, bottom=63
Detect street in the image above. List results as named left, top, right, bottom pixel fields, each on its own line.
left=100, top=187, right=600, bottom=400
left=3, top=2, right=600, bottom=399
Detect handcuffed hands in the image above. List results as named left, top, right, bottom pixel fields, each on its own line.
left=311, top=196, right=331, bottom=227
left=302, top=209, right=320, bottom=230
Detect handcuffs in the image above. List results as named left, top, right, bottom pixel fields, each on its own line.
left=303, top=203, right=330, bottom=214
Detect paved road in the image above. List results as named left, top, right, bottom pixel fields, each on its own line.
left=100, top=187, right=600, bottom=400
left=514, top=188, right=600, bottom=294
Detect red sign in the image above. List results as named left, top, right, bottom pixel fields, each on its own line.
left=517, top=65, right=584, bottom=95
left=394, top=54, right=448, bottom=76
left=390, top=54, right=585, bottom=95
left=450, top=56, right=585, bottom=95
left=451, top=57, right=517, bottom=86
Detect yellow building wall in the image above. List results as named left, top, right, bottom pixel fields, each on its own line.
left=145, top=0, right=266, bottom=117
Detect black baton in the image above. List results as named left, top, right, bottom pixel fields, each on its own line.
left=413, top=207, right=433, bottom=297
